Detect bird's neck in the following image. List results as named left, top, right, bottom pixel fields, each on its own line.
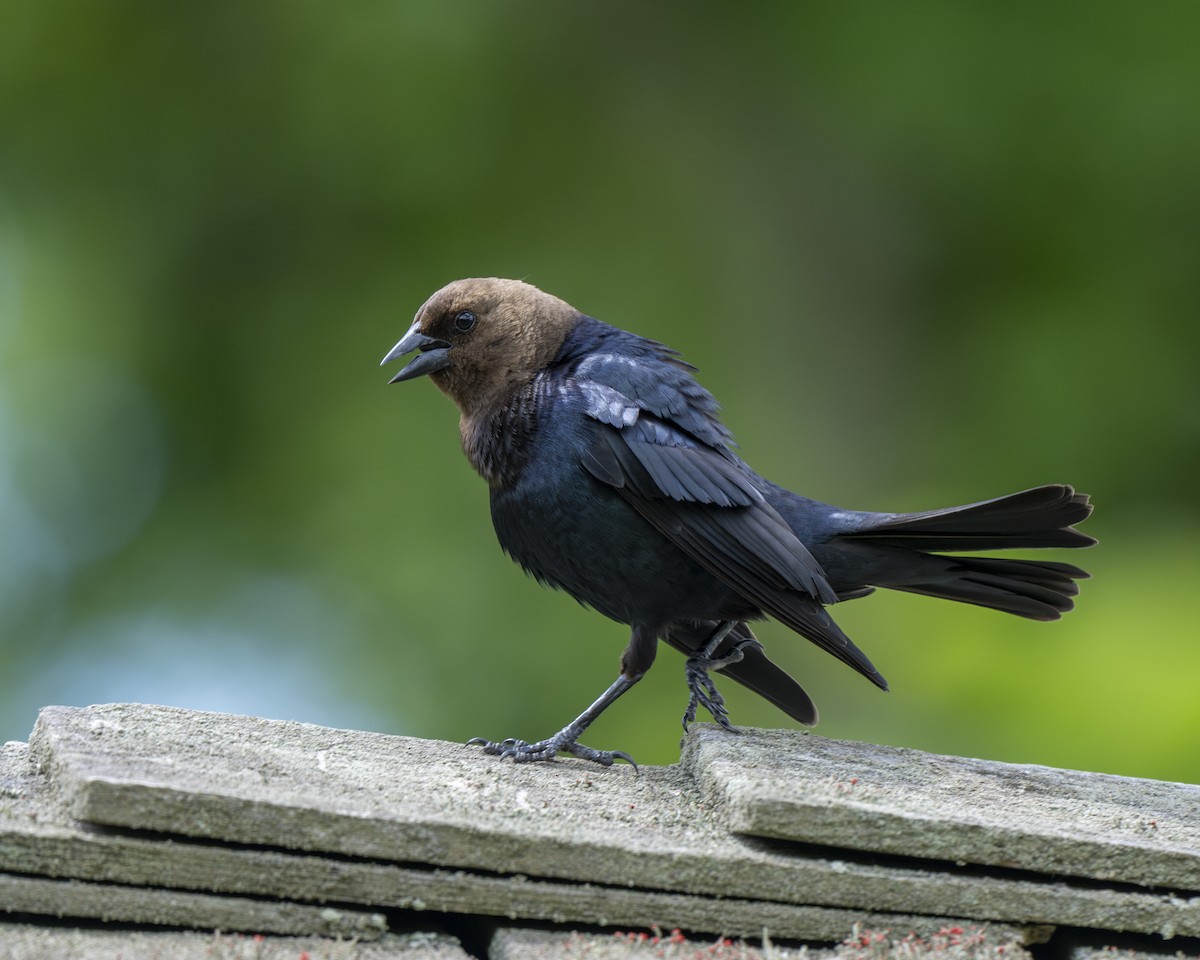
left=458, top=377, right=543, bottom=489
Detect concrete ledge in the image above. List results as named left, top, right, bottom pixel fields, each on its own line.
left=5, top=702, right=1200, bottom=958
left=0, top=923, right=465, bottom=960
left=683, top=725, right=1200, bottom=891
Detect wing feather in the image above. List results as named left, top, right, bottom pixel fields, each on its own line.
left=583, top=417, right=886, bottom=688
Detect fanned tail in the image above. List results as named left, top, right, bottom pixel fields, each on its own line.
left=833, top=484, right=1095, bottom=620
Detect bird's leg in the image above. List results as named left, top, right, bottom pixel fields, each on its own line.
left=682, top=620, right=763, bottom=731
left=469, top=625, right=656, bottom=769
left=468, top=674, right=640, bottom=768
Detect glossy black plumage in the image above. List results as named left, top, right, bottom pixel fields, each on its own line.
left=382, top=278, right=1095, bottom=765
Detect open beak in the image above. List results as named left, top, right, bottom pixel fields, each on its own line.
left=380, top=320, right=452, bottom=383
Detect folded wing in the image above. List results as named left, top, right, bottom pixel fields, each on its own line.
left=577, top=376, right=886, bottom=690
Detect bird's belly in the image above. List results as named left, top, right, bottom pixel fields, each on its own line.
left=490, top=476, right=747, bottom=627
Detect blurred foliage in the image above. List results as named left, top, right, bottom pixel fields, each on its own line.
left=2, top=2, right=1198, bottom=781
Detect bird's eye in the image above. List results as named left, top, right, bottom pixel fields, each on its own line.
left=453, top=310, right=477, bottom=332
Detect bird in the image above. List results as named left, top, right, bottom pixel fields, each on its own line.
left=381, top=277, right=1094, bottom=768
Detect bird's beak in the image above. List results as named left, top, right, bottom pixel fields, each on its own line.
left=380, top=320, right=452, bottom=383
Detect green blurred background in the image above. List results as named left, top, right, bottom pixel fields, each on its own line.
left=2, top=3, right=1197, bottom=781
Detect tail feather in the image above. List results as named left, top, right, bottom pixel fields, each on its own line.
left=848, top=484, right=1095, bottom=551
left=828, top=484, right=1095, bottom=620
left=886, top=556, right=1088, bottom=620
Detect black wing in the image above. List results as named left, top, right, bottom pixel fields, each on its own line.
left=577, top=382, right=886, bottom=690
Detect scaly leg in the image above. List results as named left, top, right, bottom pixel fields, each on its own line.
left=682, top=620, right=763, bottom=731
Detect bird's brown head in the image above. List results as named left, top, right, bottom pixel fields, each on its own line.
left=381, top=278, right=580, bottom=416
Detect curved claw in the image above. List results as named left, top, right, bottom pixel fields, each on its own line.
left=467, top=736, right=544, bottom=760
left=611, top=751, right=639, bottom=771
left=560, top=740, right=639, bottom=771
left=466, top=736, right=527, bottom=757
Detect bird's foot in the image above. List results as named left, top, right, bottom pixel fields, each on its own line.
left=467, top=674, right=641, bottom=771
left=682, top=636, right=763, bottom=732
left=467, top=734, right=637, bottom=770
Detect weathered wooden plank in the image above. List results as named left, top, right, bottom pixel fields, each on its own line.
left=1069, top=947, right=1200, bottom=960
left=489, top=925, right=1038, bottom=960
left=21, top=704, right=1200, bottom=939
left=489, top=928, right=772, bottom=960
left=0, top=923, right=465, bottom=960
left=0, top=820, right=1007, bottom=943
left=0, top=740, right=1033, bottom=943
left=0, top=873, right=387, bottom=940
left=683, top=726, right=1200, bottom=893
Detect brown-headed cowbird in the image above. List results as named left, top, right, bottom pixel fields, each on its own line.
left=382, top=278, right=1094, bottom=768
